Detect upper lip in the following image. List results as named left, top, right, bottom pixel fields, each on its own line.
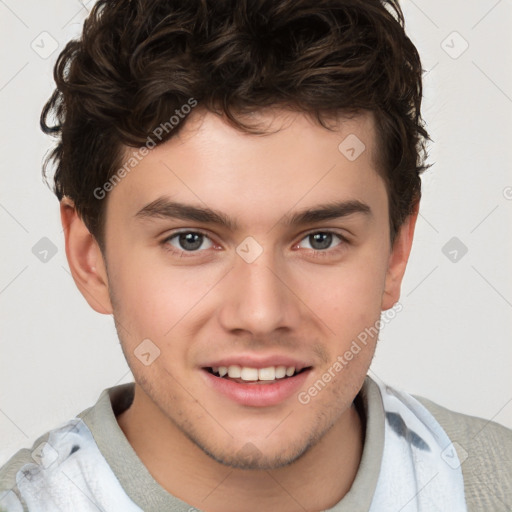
left=201, top=354, right=312, bottom=372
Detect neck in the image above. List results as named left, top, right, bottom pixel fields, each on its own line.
left=117, top=384, right=364, bottom=512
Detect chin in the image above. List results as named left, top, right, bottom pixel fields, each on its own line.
left=202, top=441, right=311, bottom=471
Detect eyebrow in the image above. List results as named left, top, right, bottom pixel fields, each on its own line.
left=134, top=197, right=372, bottom=230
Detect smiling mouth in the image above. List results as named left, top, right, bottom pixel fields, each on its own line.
left=203, top=366, right=312, bottom=384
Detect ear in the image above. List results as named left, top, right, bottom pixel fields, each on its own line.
left=381, top=201, right=419, bottom=311
left=60, top=197, right=113, bottom=314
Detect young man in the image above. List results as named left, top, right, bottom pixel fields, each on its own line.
left=1, top=0, right=510, bottom=510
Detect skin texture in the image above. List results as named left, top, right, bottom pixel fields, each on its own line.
left=61, top=108, right=418, bottom=512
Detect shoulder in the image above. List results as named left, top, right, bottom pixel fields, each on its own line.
left=0, top=414, right=94, bottom=512
left=0, top=430, right=52, bottom=511
left=415, top=395, right=512, bottom=511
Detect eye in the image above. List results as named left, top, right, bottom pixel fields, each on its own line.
left=163, top=231, right=214, bottom=253
left=297, top=232, right=345, bottom=251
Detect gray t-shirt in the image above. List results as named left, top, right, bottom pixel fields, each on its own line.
left=1, top=376, right=511, bottom=511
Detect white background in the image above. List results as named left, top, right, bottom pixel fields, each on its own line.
left=1, top=0, right=511, bottom=464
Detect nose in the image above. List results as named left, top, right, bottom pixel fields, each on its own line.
left=217, top=248, right=301, bottom=336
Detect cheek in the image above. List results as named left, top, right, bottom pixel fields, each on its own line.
left=108, top=249, right=221, bottom=346
left=299, top=252, right=388, bottom=334
left=296, top=262, right=386, bottom=407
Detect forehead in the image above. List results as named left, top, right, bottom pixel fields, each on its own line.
left=105, top=108, right=385, bottom=230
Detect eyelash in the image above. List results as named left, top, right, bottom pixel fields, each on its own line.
left=161, top=229, right=350, bottom=258
left=161, top=230, right=218, bottom=258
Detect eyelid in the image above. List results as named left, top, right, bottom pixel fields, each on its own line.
left=162, top=228, right=215, bottom=242
left=294, top=230, right=349, bottom=250
left=161, top=228, right=219, bottom=255
left=160, top=228, right=351, bottom=256
left=297, top=228, right=351, bottom=243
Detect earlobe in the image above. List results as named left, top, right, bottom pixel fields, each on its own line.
left=381, top=202, right=419, bottom=311
left=60, top=197, right=113, bottom=315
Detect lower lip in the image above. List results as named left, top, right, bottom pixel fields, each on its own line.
left=201, top=368, right=312, bottom=407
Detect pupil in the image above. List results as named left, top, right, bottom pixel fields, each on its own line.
left=310, top=232, right=332, bottom=250
left=179, top=233, right=203, bottom=251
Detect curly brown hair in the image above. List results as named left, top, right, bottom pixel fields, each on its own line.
left=41, top=0, right=429, bottom=251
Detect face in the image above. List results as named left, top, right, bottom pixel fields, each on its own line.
left=71, top=108, right=412, bottom=470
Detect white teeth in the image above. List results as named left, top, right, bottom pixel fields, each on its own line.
left=240, top=367, right=259, bottom=381
left=275, top=366, right=287, bottom=379
left=212, top=364, right=300, bottom=381
left=285, top=366, right=295, bottom=377
left=227, top=365, right=242, bottom=378
left=258, top=367, right=276, bottom=381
